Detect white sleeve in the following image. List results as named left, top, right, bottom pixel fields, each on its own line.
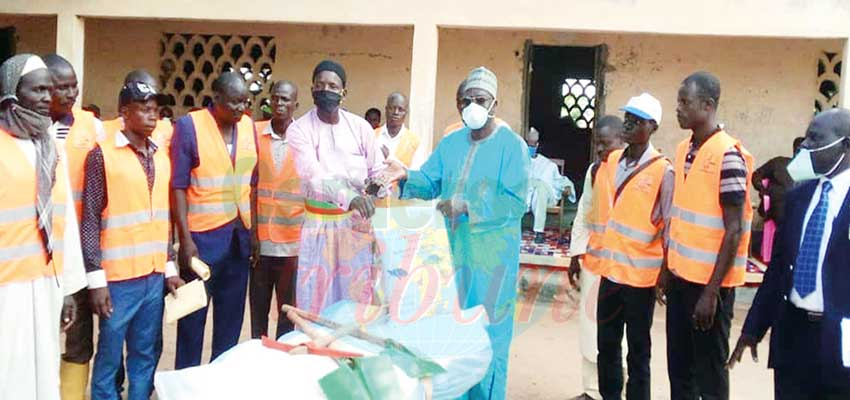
left=93, top=118, right=105, bottom=142
left=59, top=156, right=87, bottom=295
left=568, top=167, right=594, bottom=257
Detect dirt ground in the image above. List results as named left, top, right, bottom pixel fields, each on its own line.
left=140, top=285, right=773, bottom=399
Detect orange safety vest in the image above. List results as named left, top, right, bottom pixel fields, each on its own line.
left=255, top=120, right=303, bottom=244
left=375, top=126, right=421, bottom=168
left=186, top=109, right=256, bottom=232
left=584, top=157, right=613, bottom=276
left=98, top=133, right=170, bottom=281
left=103, top=117, right=173, bottom=156
left=589, top=148, right=669, bottom=288
left=64, top=108, right=99, bottom=218
left=668, top=130, right=754, bottom=287
left=0, top=129, right=67, bottom=285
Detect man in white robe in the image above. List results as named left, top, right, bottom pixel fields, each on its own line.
left=526, top=127, right=575, bottom=243
left=0, top=54, right=86, bottom=400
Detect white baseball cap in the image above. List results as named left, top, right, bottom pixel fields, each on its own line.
left=621, top=92, right=662, bottom=123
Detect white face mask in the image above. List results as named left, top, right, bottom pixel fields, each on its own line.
left=462, top=101, right=494, bottom=130
left=786, top=137, right=847, bottom=182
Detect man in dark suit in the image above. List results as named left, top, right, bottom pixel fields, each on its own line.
left=728, top=108, right=850, bottom=399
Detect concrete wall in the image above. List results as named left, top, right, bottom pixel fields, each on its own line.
left=0, top=14, right=56, bottom=56
left=435, top=28, right=843, bottom=164
left=84, top=19, right=412, bottom=120
left=6, top=0, right=850, bottom=39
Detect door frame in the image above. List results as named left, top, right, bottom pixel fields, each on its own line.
left=520, top=41, right=609, bottom=157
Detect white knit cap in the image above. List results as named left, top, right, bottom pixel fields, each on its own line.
left=464, top=66, right=498, bottom=98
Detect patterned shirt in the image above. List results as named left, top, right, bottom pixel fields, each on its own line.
left=80, top=132, right=175, bottom=288
left=683, top=130, right=749, bottom=206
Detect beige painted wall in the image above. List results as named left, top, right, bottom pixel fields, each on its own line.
left=435, top=28, right=843, bottom=165
left=0, top=14, right=56, bottom=56
left=84, top=19, right=412, bottom=120
left=6, top=0, right=850, bottom=39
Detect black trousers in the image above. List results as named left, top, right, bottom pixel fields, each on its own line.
left=666, top=275, right=734, bottom=400
left=597, top=277, right=656, bottom=400
left=249, top=255, right=297, bottom=339
left=773, top=304, right=850, bottom=400
left=63, top=288, right=94, bottom=364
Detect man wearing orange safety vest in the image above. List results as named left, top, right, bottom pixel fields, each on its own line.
left=0, top=53, right=87, bottom=400
left=42, top=54, right=105, bottom=400
left=375, top=92, right=424, bottom=169
left=171, top=72, right=258, bottom=368
left=564, top=115, right=624, bottom=400
left=102, top=69, right=173, bottom=155
left=586, top=93, right=673, bottom=400
left=660, top=72, right=754, bottom=400
left=250, top=80, right=303, bottom=339
left=82, top=82, right=184, bottom=400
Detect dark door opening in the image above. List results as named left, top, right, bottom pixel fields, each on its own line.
left=0, top=27, right=15, bottom=64
left=523, top=44, right=606, bottom=200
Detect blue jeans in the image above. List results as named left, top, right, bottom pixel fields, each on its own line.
left=175, top=229, right=250, bottom=368
left=91, top=273, right=164, bottom=400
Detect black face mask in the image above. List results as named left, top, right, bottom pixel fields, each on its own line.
left=312, top=90, right=342, bottom=113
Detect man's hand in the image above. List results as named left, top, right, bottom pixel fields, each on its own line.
left=166, top=276, right=186, bottom=297
left=90, top=287, right=113, bottom=319
left=436, top=199, right=468, bottom=219
left=61, top=295, right=77, bottom=332
left=693, top=289, right=719, bottom=331
left=655, top=267, right=672, bottom=306
left=178, top=237, right=200, bottom=275
left=349, top=196, right=376, bottom=219
left=378, top=159, right=408, bottom=186
left=563, top=186, right=573, bottom=199
left=437, top=199, right=469, bottom=231
left=727, top=334, right=759, bottom=369
left=568, top=256, right=582, bottom=290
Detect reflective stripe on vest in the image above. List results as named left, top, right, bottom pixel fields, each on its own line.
left=186, top=110, right=256, bottom=232
left=668, top=131, right=754, bottom=287
left=255, top=120, right=304, bottom=244
left=64, top=108, right=99, bottom=219
left=589, top=148, right=668, bottom=287
left=99, top=133, right=171, bottom=281
left=587, top=247, right=664, bottom=269
left=0, top=130, right=67, bottom=284
left=670, top=206, right=753, bottom=232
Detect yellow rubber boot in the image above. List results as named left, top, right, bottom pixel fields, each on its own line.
left=59, top=360, right=89, bottom=400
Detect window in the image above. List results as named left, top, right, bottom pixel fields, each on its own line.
left=160, top=33, right=277, bottom=116
left=815, top=51, right=841, bottom=114
left=560, top=78, right=596, bottom=129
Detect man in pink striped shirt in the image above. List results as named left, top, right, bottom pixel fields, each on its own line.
left=287, top=60, right=386, bottom=314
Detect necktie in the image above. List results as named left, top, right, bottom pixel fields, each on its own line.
left=794, top=180, right=832, bottom=297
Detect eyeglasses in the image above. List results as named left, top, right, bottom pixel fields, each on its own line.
left=461, top=96, right=493, bottom=107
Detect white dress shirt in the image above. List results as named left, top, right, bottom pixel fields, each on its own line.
left=791, top=167, right=850, bottom=312
left=375, top=125, right=426, bottom=169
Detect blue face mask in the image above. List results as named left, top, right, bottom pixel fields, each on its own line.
left=528, top=145, right=538, bottom=158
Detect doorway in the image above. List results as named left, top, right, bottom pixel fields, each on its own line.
left=523, top=43, right=607, bottom=199
left=0, top=27, right=16, bottom=64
